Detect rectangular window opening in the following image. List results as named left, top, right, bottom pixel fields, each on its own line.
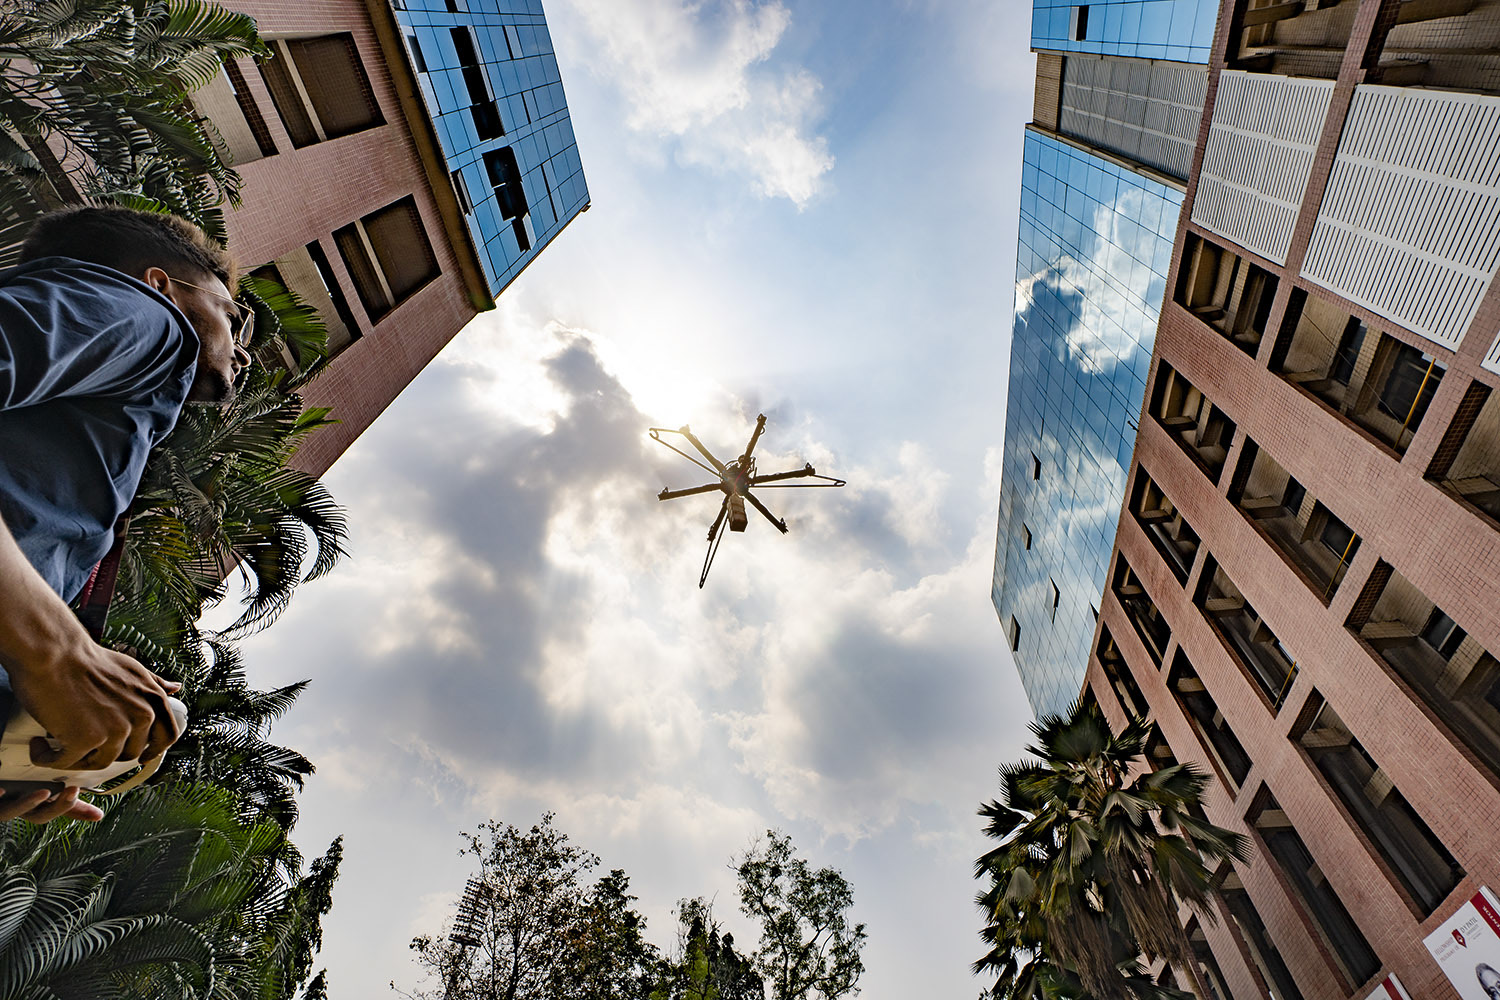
left=1348, top=562, right=1500, bottom=785
left=1169, top=649, right=1253, bottom=789
left=259, top=34, right=383, bottom=147
left=223, top=59, right=277, bottom=158
left=1228, top=438, right=1360, bottom=602
left=1294, top=692, right=1464, bottom=916
left=1112, top=556, right=1170, bottom=667
left=333, top=196, right=439, bottom=322
left=1249, top=790, right=1382, bottom=987
left=1072, top=4, right=1090, bottom=40
left=1097, top=627, right=1146, bottom=719
left=1196, top=557, right=1298, bottom=710
left=304, top=240, right=359, bottom=355
left=1220, top=868, right=1307, bottom=1000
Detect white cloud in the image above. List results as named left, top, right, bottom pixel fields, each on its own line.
left=562, top=0, right=834, bottom=206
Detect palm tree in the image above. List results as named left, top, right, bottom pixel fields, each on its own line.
left=0, top=0, right=267, bottom=259
left=974, top=701, right=1248, bottom=1000
left=0, top=782, right=340, bottom=998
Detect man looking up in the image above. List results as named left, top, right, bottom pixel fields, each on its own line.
left=0, top=205, right=252, bottom=823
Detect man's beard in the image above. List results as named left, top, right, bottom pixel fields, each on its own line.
left=188, top=370, right=237, bottom=404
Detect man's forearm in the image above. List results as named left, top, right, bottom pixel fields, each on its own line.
left=0, top=512, right=95, bottom=682
left=0, top=510, right=180, bottom=773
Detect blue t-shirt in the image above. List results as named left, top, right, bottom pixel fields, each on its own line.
left=0, top=257, right=199, bottom=602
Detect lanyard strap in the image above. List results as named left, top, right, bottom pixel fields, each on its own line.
left=74, top=514, right=129, bottom=642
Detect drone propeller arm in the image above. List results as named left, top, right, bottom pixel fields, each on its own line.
left=740, top=413, right=767, bottom=462
left=658, top=482, right=725, bottom=502
left=751, top=465, right=847, bottom=488
left=676, top=426, right=727, bottom=473
left=744, top=490, right=788, bottom=534
left=649, top=428, right=721, bottom=477
left=750, top=465, right=816, bottom=485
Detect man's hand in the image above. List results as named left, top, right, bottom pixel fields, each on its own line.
left=0, top=786, right=103, bottom=823
left=9, top=639, right=182, bottom=771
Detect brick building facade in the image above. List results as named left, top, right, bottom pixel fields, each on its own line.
left=201, top=0, right=586, bottom=474
left=1069, top=0, right=1500, bottom=997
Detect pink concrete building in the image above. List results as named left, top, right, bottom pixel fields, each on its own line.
left=1082, top=1, right=1500, bottom=997
left=195, top=0, right=493, bottom=474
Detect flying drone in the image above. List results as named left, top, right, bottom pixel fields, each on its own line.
left=650, top=413, right=845, bottom=588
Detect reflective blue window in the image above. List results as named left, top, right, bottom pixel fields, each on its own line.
left=1030, top=0, right=1219, bottom=63
left=992, top=129, right=1184, bottom=717
left=393, top=0, right=588, bottom=296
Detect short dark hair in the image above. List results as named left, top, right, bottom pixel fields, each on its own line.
left=19, top=205, right=236, bottom=287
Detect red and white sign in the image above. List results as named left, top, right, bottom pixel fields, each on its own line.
left=1366, top=973, right=1412, bottom=1000
left=1425, top=887, right=1500, bottom=1000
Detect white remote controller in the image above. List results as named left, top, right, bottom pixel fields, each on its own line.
left=0, top=696, right=189, bottom=797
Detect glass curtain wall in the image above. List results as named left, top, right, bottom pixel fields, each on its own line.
left=993, top=129, right=1182, bottom=714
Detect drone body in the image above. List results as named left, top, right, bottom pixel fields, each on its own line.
left=650, top=414, right=845, bottom=587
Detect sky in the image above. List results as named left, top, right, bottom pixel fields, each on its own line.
left=233, top=1, right=1039, bottom=995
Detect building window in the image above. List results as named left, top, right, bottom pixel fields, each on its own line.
left=1220, top=869, right=1307, bottom=1000
left=1112, top=556, right=1170, bottom=667
left=1071, top=4, right=1090, bottom=40
left=1329, top=318, right=1367, bottom=386
left=1169, top=649, right=1253, bottom=790
left=451, top=169, right=474, bottom=215
left=333, top=196, right=439, bottom=322
left=223, top=60, right=277, bottom=158
left=1374, top=340, right=1445, bottom=442
left=1426, top=380, right=1500, bottom=526
left=451, top=27, right=504, bottom=141
left=1175, top=234, right=1279, bottom=355
left=1184, top=918, right=1232, bottom=1000
left=1196, top=557, right=1298, bottom=710
left=1030, top=451, right=1041, bottom=480
left=1049, top=579, right=1060, bottom=622
left=1294, top=693, right=1463, bottom=916
left=1228, top=439, right=1360, bottom=602
left=1151, top=363, right=1237, bottom=483
left=259, top=34, right=383, bottom=148
left=1022, top=523, right=1032, bottom=550
left=1350, top=562, right=1500, bottom=784
left=304, top=240, right=360, bottom=356
left=1097, top=627, right=1146, bottom=719
left=407, top=34, right=427, bottom=74
left=1007, top=616, right=1021, bottom=652
left=1130, top=467, right=1201, bottom=584
left=483, top=146, right=532, bottom=251
left=1249, top=791, right=1382, bottom=988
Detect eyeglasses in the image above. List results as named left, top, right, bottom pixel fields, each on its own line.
left=166, top=275, right=256, bottom=348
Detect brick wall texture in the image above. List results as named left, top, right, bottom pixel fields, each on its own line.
left=222, top=0, right=481, bottom=476
left=1081, top=0, right=1500, bottom=997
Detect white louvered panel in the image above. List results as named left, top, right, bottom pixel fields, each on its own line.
left=1304, top=85, right=1500, bottom=353
left=1191, top=71, right=1333, bottom=265
left=1484, top=330, right=1500, bottom=376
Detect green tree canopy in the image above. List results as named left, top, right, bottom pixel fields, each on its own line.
left=734, top=832, right=865, bottom=1000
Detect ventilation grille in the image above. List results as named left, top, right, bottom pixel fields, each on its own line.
left=1304, top=85, right=1500, bottom=353
left=1191, top=71, right=1333, bottom=265
left=1485, top=330, right=1500, bottom=376
left=1058, top=56, right=1208, bottom=181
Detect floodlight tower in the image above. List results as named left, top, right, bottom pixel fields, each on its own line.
left=650, top=413, right=845, bottom=587
left=445, top=877, right=488, bottom=998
